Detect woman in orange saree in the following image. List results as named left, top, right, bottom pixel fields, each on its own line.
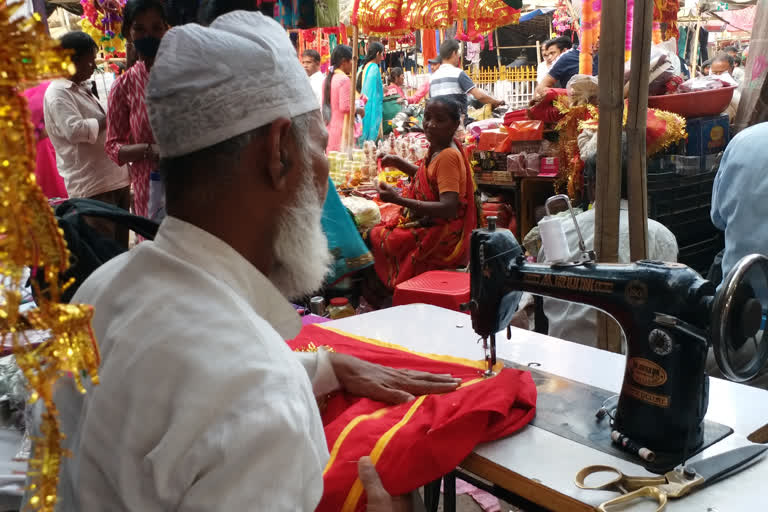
left=370, top=97, right=477, bottom=289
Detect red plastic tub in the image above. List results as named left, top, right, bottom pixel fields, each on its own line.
left=648, top=85, right=736, bottom=119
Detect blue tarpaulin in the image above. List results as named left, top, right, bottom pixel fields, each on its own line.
left=519, top=8, right=556, bottom=23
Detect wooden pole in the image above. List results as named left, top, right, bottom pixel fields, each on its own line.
left=494, top=29, right=502, bottom=68
left=690, top=11, right=702, bottom=78
left=536, top=40, right=542, bottom=65
left=625, top=0, right=653, bottom=262
left=347, top=25, right=359, bottom=154
left=594, top=0, right=626, bottom=354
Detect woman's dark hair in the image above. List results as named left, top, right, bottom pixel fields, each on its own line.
left=357, top=42, right=385, bottom=92
left=59, top=31, right=97, bottom=60
left=323, top=44, right=353, bottom=124
left=122, top=0, right=168, bottom=39
left=426, top=96, right=461, bottom=123
left=389, top=67, right=404, bottom=84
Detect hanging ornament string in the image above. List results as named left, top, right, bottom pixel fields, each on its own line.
left=0, top=5, right=101, bottom=511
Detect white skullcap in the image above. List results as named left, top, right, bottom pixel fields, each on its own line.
left=146, top=11, right=318, bottom=159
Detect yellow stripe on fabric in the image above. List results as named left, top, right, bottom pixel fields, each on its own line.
left=338, top=376, right=491, bottom=511
left=323, top=407, right=390, bottom=476
left=317, top=325, right=505, bottom=374
left=340, top=395, right=428, bottom=512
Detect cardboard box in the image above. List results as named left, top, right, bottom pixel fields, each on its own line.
left=685, top=114, right=729, bottom=156
left=540, top=157, right=559, bottom=176
left=477, top=129, right=509, bottom=151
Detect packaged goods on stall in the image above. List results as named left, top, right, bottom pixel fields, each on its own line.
left=623, top=38, right=681, bottom=96
left=340, top=195, right=381, bottom=230
left=506, top=152, right=541, bottom=177
left=540, top=157, right=559, bottom=176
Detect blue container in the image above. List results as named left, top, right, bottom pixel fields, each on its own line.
left=685, top=114, right=730, bottom=158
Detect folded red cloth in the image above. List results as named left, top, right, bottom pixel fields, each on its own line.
left=527, top=88, right=568, bottom=124
left=503, top=109, right=528, bottom=126
left=288, top=325, right=537, bottom=512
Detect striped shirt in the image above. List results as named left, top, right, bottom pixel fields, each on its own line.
left=429, top=63, right=476, bottom=113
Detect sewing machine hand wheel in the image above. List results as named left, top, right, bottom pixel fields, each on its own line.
left=711, top=254, right=768, bottom=382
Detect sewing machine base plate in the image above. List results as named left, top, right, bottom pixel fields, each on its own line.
left=503, top=360, right=734, bottom=473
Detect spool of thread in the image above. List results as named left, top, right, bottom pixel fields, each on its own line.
left=538, top=215, right=570, bottom=263
left=611, top=430, right=656, bottom=462
left=309, top=296, right=326, bottom=317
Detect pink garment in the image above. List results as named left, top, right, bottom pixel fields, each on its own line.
left=325, top=71, right=352, bottom=153
left=386, top=83, right=406, bottom=98
left=22, top=82, right=68, bottom=200
left=105, top=61, right=154, bottom=218
left=409, top=81, right=430, bottom=104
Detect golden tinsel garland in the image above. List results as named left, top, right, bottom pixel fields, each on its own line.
left=0, top=4, right=100, bottom=511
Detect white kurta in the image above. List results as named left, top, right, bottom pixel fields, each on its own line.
left=524, top=200, right=678, bottom=351
left=33, top=217, right=338, bottom=511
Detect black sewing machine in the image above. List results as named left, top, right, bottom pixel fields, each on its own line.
left=464, top=203, right=768, bottom=455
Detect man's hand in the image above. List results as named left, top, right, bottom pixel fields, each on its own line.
left=330, top=352, right=461, bottom=404
left=376, top=180, right=401, bottom=205
left=491, top=98, right=506, bottom=109
left=360, top=457, right=392, bottom=512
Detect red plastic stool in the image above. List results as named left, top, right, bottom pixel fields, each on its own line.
left=392, top=271, right=470, bottom=313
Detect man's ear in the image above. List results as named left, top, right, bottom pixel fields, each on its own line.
left=264, top=118, right=293, bottom=191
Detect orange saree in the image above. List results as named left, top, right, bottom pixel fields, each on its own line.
left=369, top=139, right=477, bottom=289
left=289, top=324, right=537, bottom=512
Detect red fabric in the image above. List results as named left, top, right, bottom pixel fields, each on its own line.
left=503, top=109, right=528, bottom=126
left=105, top=61, right=154, bottom=218
left=421, top=30, right=437, bottom=65
left=289, top=325, right=537, bottom=512
left=369, top=139, right=477, bottom=289
left=527, top=88, right=568, bottom=124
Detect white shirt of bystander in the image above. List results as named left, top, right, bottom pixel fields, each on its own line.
left=538, top=200, right=678, bottom=350
left=43, top=79, right=129, bottom=198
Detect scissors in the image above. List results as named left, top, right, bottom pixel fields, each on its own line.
left=574, top=444, right=767, bottom=511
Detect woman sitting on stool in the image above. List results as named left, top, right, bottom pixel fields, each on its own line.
left=369, top=97, right=477, bottom=290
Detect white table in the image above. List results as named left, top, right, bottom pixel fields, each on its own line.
left=330, top=304, right=768, bottom=511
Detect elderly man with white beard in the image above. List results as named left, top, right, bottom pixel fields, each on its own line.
left=29, top=11, right=460, bottom=512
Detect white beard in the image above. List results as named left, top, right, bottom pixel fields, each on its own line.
left=269, top=171, right=332, bottom=301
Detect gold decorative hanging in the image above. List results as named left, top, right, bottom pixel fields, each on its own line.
left=0, top=4, right=101, bottom=511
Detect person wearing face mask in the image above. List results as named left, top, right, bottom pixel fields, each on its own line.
left=43, top=31, right=130, bottom=244
left=708, top=53, right=741, bottom=121
left=105, top=0, right=169, bottom=220
left=370, top=97, right=477, bottom=289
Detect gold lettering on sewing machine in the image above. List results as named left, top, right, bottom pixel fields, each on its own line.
left=629, top=357, right=668, bottom=387
left=522, top=274, right=614, bottom=294
left=626, top=384, right=670, bottom=408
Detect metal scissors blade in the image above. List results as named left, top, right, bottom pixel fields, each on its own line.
left=575, top=445, right=768, bottom=511
left=685, top=444, right=767, bottom=486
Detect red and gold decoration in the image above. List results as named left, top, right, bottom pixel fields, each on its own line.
left=0, top=4, right=101, bottom=510
left=290, top=325, right=536, bottom=512
left=352, top=0, right=521, bottom=36
left=653, top=0, right=679, bottom=41
left=535, top=91, right=686, bottom=199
